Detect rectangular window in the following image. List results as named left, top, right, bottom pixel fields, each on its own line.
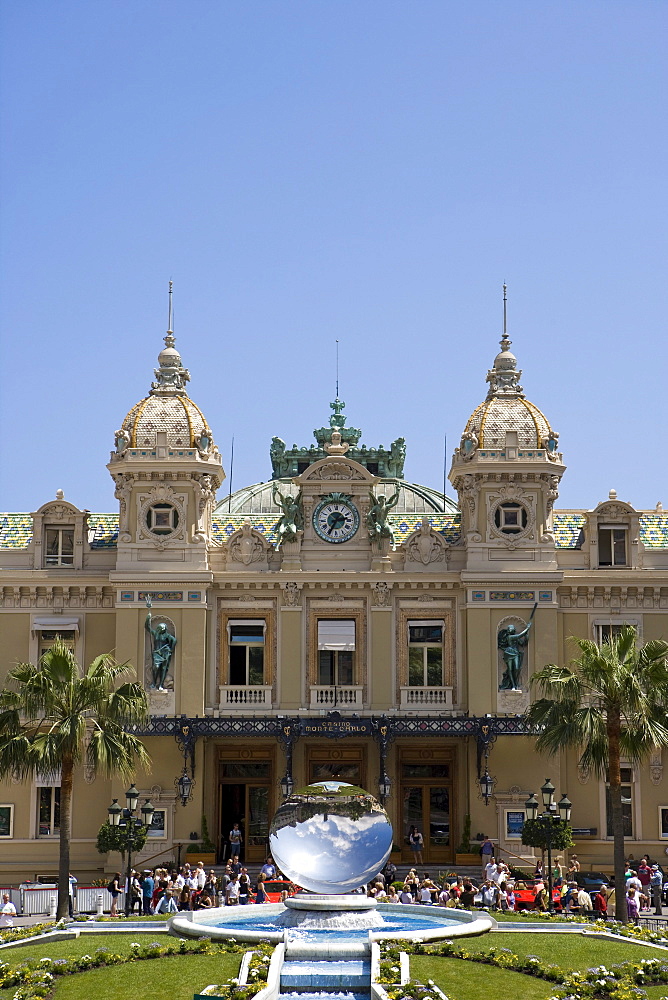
left=596, top=623, right=625, bottom=645
left=44, top=527, right=74, bottom=566
left=38, top=786, right=60, bottom=837
left=408, top=621, right=444, bottom=687
left=228, top=620, right=265, bottom=685
left=0, top=804, right=14, bottom=838
left=317, top=620, right=355, bottom=685
left=659, top=807, right=668, bottom=840
left=39, top=629, right=76, bottom=658
left=598, top=526, right=627, bottom=567
left=606, top=766, right=633, bottom=838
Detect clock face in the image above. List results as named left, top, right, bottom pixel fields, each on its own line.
left=313, top=498, right=360, bottom=544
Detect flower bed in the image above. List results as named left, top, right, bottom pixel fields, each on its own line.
left=379, top=941, right=668, bottom=1000
left=197, top=946, right=274, bottom=999
left=0, top=936, right=246, bottom=1000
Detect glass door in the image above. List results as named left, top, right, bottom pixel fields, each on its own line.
left=401, top=762, right=453, bottom=864
left=219, top=760, right=273, bottom=864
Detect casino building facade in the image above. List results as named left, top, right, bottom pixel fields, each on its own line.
left=1, top=315, right=667, bottom=880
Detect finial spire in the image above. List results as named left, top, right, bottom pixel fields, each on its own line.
left=150, top=280, right=190, bottom=395
left=336, top=339, right=339, bottom=398
left=485, top=283, right=523, bottom=399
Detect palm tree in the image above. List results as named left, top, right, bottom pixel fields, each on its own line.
left=0, top=641, right=151, bottom=919
left=525, top=626, right=668, bottom=923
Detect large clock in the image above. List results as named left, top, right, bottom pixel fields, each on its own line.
left=313, top=495, right=360, bottom=544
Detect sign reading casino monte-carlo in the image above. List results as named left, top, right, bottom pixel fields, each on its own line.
left=300, top=718, right=373, bottom=738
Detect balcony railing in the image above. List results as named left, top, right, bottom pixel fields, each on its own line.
left=219, top=685, right=273, bottom=711
left=309, top=685, right=363, bottom=710
left=400, top=686, right=453, bottom=710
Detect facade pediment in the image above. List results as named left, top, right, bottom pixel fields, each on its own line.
left=296, top=455, right=376, bottom=485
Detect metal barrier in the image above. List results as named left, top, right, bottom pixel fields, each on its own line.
left=77, top=887, right=126, bottom=913
left=19, top=885, right=57, bottom=915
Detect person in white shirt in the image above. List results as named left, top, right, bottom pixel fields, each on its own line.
left=577, top=888, right=593, bottom=911
left=226, top=876, right=240, bottom=905
left=195, top=864, right=206, bottom=890
left=419, top=885, right=433, bottom=904
left=485, top=861, right=498, bottom=883
left=626, top=874, right=642, bottom=892
left=0, top=894, right=17, bottom=928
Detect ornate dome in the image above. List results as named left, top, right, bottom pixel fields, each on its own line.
left=458, top=328, right=560, bottom=457
left=115, top=330, right=215, bottom=453
left=464, top=396, right=552, bottom=450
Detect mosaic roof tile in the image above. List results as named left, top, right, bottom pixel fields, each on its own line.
left=639, top=513, right=668, bottom=549
left=465, top=396, right=552, bottom=449
left=553, top=513, right=586, bottom=549
left=0, top=514, right=33, bottom=549
left=211, top=513, right=462, bottom=547
left=88, top=514, right=119, bottom=549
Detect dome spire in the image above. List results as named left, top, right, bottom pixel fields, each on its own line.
left=485, top=283, right=523, bottom=399
left=150, top=280, right=190, bottom=396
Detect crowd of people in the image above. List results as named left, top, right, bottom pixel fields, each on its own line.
left=104, top=855, right=290, bottom=915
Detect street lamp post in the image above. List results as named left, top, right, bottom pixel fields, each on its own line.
left=108, top=785, right=154, bottom=918
left=525, top=779, right=572, bottom=915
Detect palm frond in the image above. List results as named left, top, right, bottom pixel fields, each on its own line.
left=87, top=728, right=151, bottom=779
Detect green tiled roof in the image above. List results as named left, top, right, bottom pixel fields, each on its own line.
left=639, top=513, right=668, bottom=549
left=0, top=513, right=119, bottom=550
left=89, top=514, right=119, bottom=549
left=0, top=514, right=33, bottom=549
left=212, top=513, right=462, bottom=547
left=1, top=510, right=666, bottom=552
left=553, top=512, right=668, bottom=549
left=553, top=513, right=586, bottom=549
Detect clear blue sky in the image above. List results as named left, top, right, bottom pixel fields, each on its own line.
left=1, top=1, right=666, bottom=514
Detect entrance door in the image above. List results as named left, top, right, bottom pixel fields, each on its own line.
left=401, top=761, right=453, bottom=865
left=219, top=760, right=273, bottom=864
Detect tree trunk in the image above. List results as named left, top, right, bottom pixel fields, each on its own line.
left=58, top=755, right=74, bottom=920
left=608, top=711, right=627, bottom=924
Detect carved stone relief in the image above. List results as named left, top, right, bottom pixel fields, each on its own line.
left=486, top=485, right=536, bottom=548
left=282, top=581, right=301, bottom=607
left=404, top=517, right=448, bottom=566
left=371, top=581, right=391, bottom=607
left=226, top=520, right=271, bottom=567
left=650, top=750, right=663, bottom=785
left=136, top=485, right=187, bottom=550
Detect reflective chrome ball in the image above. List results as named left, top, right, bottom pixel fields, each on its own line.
left=269, top=780, right=393, bottom=894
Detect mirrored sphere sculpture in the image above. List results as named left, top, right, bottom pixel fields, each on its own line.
left=269, top=780, right=393, bottom=894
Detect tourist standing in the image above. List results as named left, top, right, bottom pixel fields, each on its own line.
left=480, top=837, right=494, bottom=877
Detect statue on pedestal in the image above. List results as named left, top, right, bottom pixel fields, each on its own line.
left=145, top=596, right=177, bottom=690
left=498, top=604, right=537, bottom=691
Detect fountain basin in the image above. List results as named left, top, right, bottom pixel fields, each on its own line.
left=169, top=901, right=495, bottom=950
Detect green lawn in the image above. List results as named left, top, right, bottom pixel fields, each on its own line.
left=51, top=953, right=242, bottom=1000
left=451, top=930, right=660, bottom=969
left=410, top=956, right=553, bottom=1000
left=0, top=932, right=173, bottom=963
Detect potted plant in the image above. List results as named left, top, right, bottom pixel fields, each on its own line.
left=186, top=815, right=217, bottom=865
left=455, top=814, right=480, bottom=865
